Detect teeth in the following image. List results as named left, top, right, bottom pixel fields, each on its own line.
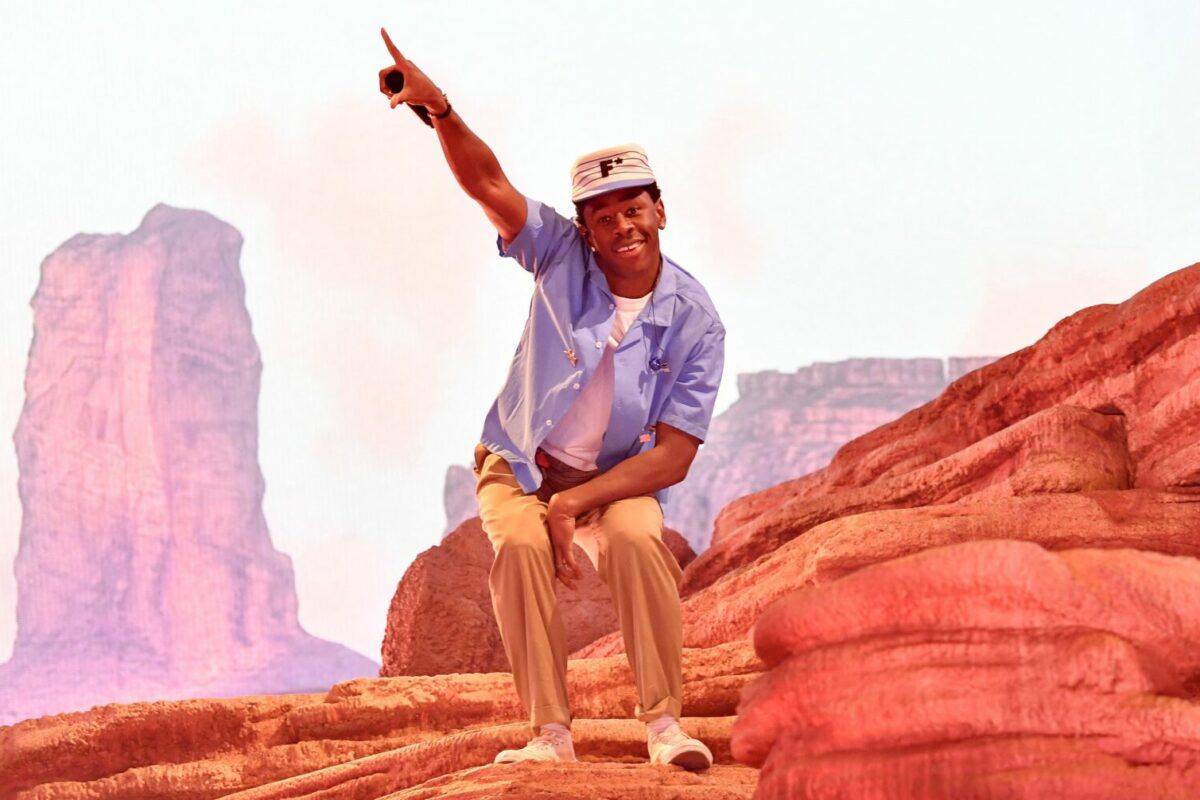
left=617, top=241, right=644, bottom=253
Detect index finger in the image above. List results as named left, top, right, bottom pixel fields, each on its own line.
left=380, top=27, right=406, bottom=65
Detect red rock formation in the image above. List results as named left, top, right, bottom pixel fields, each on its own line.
left=0, top=641, right=760, bottom=798
left=732, top=540, right=1200, bottom=798
left=727, top=264, right=1200, bottom=525
left=685, top=403, right=1132, bottom=595
left=382, top=517, right=695, bottom=676
left=575, top=487, right=1200, bottom=658
left=703, top=263, right=1200, bottom=798
left=0, top=205, right=376, bottom=727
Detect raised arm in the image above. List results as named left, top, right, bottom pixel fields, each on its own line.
left=379, top=28, right=526, bottom=242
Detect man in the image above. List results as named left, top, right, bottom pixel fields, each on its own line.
left=379, top=28, right=725, bottom=770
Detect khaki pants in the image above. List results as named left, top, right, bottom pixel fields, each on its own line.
left=474, top=443, right=683, bottom=734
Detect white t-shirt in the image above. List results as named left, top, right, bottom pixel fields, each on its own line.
left=541, top=290, right=651, bottom=470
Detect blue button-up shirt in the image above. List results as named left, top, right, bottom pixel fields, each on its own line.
left=480, top=196, right=725, bottom=506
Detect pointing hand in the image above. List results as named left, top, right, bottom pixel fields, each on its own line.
left=378, top=28, right=448, bottom=121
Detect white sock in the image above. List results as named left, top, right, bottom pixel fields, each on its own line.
left=541, top=722, right=572, bottom=740
left=647, top=715, right=677, bottom=736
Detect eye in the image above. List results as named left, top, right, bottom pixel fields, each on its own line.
left=626, top=207, right=639, bottom=216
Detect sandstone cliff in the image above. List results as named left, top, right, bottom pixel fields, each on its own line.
left=0, top=205, right=377, bottom=727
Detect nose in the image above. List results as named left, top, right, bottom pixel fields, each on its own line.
left=615, top=215, right=635, bottom=236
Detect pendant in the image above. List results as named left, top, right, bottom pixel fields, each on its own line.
left=649, top=357, right=669, bottom=373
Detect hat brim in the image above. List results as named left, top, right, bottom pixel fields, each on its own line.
left=572, top=176, right=657, bottom=204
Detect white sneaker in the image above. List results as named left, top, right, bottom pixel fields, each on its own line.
left=494, top=723, right=577, bottom=764
left=646, top=717, right=713, bottom=771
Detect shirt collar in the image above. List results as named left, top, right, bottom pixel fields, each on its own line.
left=587, top=254, right=679, bottom=328
left=647, top=257, right=678, bottom=328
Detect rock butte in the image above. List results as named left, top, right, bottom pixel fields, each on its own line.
left=0, top=205, right=376, bottom=730
left=2, top=219, right=1198, bottom=798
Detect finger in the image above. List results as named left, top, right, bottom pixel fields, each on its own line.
left=380, top=27, right=406, bottom=65
left=552, top=546, right=576, bottom=590
left=553, top=561, right=572, bottom=589
left=379, top=68, right=393, bottom=96
left=557, top=546, right=579, bottom=585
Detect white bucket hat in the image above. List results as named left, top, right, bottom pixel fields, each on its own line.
left=570, top=144, right=657, bottom=203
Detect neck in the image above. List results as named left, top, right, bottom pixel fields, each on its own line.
left=603, top=256, right=662, bottom=299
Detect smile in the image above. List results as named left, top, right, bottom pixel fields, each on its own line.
left=615, top=240, right=645, bottom=254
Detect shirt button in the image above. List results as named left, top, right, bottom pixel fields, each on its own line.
left=608, top=303, right=615, bottom=310
left=595, top=341, right=603, bottom=349
left=573, top=383, right=581, bottom=390
left=545, top=419, right=552, bottom=427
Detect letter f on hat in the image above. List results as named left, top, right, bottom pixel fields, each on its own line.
left=599, top=157, right=624, bottom=178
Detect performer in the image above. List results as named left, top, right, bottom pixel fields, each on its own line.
left=379, top=28, right=725, bottom=770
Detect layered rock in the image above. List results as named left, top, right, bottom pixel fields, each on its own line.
left=442, top=357, right=994, bottom=547
left=717, top=265, right=1200, bottom=536
left=576, top=488, right=1200, bottom=658
left=696, top=265, right=1200, bottom=600
left=695, top=262, right=1200, bottom=798
left=681, top=402, right=1132, bottom=595
left=0, top=205, right=376, bottom=727
left=0, top=641, right=761, bottom=798
left=732, top=540, right=1200, bottom=798
left=382, top=517, right=696, bottom=675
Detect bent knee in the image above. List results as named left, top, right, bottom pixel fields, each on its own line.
left=599, top=498, right=663, bottom=552
left=487, top=518, right=552, bottom=557
left=603, top=520, right=663, bottom=555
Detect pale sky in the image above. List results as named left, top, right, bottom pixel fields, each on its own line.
left=1, top=1, right=1197, bottom=665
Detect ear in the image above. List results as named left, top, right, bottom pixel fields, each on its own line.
left=655, top=198, right=667, bottom=230
left=574, top=219, right=597, bottom=251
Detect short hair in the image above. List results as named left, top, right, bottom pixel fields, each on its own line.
left=574, top=182, right=662, bottom=225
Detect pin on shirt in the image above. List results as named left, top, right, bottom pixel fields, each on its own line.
left=564, top=348, right=577, bottom=367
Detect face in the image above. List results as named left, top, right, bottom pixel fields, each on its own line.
left=578, top=187, right=667, bottom=292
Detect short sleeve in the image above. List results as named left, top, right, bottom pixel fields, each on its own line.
left=495, top=196, right=580, bottom=280
left=658, top=321, right=725, bottom=443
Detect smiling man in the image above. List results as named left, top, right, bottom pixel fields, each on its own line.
left=379, top=29, right=725, bottom=770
